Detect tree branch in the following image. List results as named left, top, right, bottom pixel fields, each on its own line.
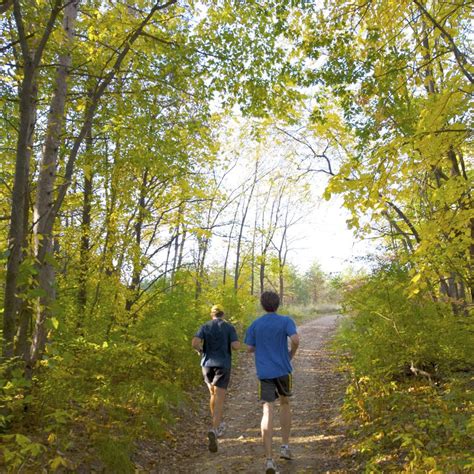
left=0, top=0, right=13, bottom=14
left=41, top=0, right=178, bottom=260
left=276, top=126, right=335, bottom=175
left=412, top=0, right=473, bottom=83
left=32, top=0, right=63, bottom=69
left=385, top=199, right=421, bottom=243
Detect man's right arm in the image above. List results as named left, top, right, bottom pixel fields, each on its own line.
left=244, top=323, right=255, bottom=353
left=230, top=325, right=240, bottom=351
left=191, top=336, right=203, bottom=355
left=231, top=340, right=241, bottom=350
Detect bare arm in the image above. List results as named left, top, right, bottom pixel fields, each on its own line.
left=246, top=344, right=255, bottom=353
left=231, top=340, right=241, bottom=350
left=191, top=336, right=203, bottom=354
left=289, top=333, right=300, bottom=359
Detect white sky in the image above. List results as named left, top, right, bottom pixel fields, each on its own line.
left=206, top=108, right=373, bottom=277
left=288, top=193, right=372, bottom=275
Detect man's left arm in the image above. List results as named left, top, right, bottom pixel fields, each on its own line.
left=288, top=318, right=300, bottom=360
left=289, top=333, right=300, bottom=360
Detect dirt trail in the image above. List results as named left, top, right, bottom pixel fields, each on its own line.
left=142, top=314, right=356, bottom=473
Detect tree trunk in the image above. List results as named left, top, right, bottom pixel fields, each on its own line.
left=125, top=169, right=148, bottom=311
left=178, top=228, right=186, bottom=268
left=30, top=0, right=79, bottom=364
left=223, top=200, right=239, bottom=285
left=279, top=266, right=284, bottom=305
left=3, top=59, right=36, bottom=359
left=250, top=206, right=258, bottom=296
left=234, top=164, right=257, bottom=292
left=170, top=221, right=180, bottom=288
left=78, top=126, right=93, bottom=317
left=195, top=237, right=209, bottom=298
left=14, top=75, right=37, bottom=360
left=259, top=259, right=265, bottom=295
left=2, top=0, right=63, bottom=361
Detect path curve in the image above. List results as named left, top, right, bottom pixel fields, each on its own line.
left=140, top=314, right=356, bottom=473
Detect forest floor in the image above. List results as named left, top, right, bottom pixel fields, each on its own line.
left=134, top=314, right=358, bottom=473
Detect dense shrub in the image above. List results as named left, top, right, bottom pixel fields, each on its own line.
left=337, top=265, right=473, bottom=471
left=1, top=272, right=256, bottom=472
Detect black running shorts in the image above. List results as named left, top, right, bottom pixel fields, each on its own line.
left=202, top=367, right=231, bottom=389
left=258, top=374, right=293, bottom=402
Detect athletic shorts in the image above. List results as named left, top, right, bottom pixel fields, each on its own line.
left=202, top=367, right=231, bottom=389
left=258, top=374, right=293, bottom=402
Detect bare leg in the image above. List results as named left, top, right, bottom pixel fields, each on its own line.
left=206, top=384, right=221, bottom=453
left=279, top=396, right=291, bottom=445
left=207, top=384, right=215, bottom=421
left=261, top=402, right=274, bottom=459
left=212, top=386, right=226, bottom=429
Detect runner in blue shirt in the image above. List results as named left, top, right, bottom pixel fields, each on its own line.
left=245, top=291, right=300, bottom=474
left=192, top=304, right=240, bottom=453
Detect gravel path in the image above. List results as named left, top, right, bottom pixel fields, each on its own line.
left=141, top=314, right=356, bottom=473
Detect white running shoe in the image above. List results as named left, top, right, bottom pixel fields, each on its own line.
left=264, top=458, right=277, bottom=474
left=216, top=421, right=226, bottom=437
left=280, top=444, right=292, bottom=460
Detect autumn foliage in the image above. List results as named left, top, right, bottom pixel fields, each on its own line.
left=1, top=0, right=472, bottom=471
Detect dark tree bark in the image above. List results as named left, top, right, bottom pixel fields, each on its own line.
left=234, top=160, right=258, bottom=292
left=3, top=0, right=62, bottom=359
left=78, top=125, right=94, bottom=316
left=125, top=169, right=148, bottom=312
left=259, top=183, right=284, bottom=294
left=223, top=200, right=240, bottom=285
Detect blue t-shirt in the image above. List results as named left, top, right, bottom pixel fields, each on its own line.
left=195, top=318, right=238, bottom=369
left=244, top=313, right=297, bottom=379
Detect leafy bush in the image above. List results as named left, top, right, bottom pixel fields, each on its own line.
left=337, top=264, right=474, bottom=471
left=0, top=273, right=256, bottom=472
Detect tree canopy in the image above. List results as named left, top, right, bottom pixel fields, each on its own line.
left=0, top=0, right=472, bottom=471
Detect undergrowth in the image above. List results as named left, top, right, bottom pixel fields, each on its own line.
left=0, top=277, right=256, bottom=472
left=336, top=265, right=474, bottom=472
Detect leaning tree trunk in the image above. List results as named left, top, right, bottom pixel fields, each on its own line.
left=250, top=205, right=259, bottom=296
left=195, top=237, right=209, bottom=298
left=30, top=0, right=79, bottom=365
left=170, top=220, right=180, bottom=288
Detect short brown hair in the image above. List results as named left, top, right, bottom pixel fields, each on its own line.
left=211, top=304, right=224, bottom=317
left=260, top=291, right=280, bottom=312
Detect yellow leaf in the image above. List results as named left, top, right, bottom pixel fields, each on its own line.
left=50, top=456, right=67, bottom=471
left=411, top=273, right=421, bottom=284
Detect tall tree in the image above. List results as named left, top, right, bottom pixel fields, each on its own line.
left=290, top=0, right=472, bottom=307
left=29, top=0, right=79, bottom=365
left=3, top=0, right=63, bottom=358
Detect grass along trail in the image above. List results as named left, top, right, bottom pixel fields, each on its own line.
left=139, top=314, right=356, bottom=473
